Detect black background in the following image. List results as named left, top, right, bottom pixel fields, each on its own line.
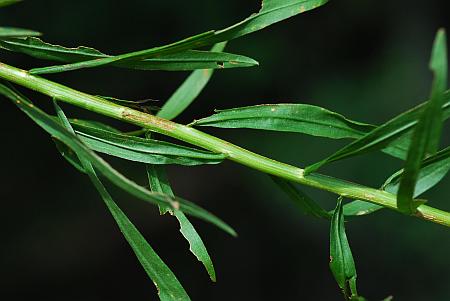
left=1, top=1, right=450, bottom=300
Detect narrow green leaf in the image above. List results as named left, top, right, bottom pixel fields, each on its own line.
left=330, top=198, right=359, bottom=300
left=14, top=0, right=328, bottom=74
left=53, top=138, right=86, bottom=173
left=0, top=83, right=236, bottom=236
left=71, top=121, right=225, bottom=166
left=271, top=176, right=331, bottom=219
left=88, top=172, right=192, bottom=301
left=191, top=104, right=375, bottom=139
left=344, top=146, right=450, bottom=217
left=97, top=95, right=160, bottom=114
left=0, top=0, right=21, bottom=8
left=304, top=91, right=450, bottom=174
left=147, top=164, right=217, bottom=282
left=53, top=100, right=190, bottom=301
left=397, top=29, right=447, bottom=214
left=0, top=37, right=257, bottom=73
left=189, top=91, right=450, bottom=162
left=157, top=43, right=227, bottom=120
left=69, top=118, right=122, bottom=133
left=0, top=27, right=41, bottom=38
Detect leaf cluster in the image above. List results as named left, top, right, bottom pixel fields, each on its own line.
left=0, top=1, right=448, bottom=300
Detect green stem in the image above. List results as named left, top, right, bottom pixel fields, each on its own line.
left=0, top=61, right=449, bottom=227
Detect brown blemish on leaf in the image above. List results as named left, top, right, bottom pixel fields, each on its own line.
left=299, top=5, right=306, bottom=13
left=122, top=108, right=175, bottom=132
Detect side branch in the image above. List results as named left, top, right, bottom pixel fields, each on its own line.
left=0, top=62, right=449, bottom=227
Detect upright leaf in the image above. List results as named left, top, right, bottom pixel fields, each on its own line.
left=330, top=198, right=360, bottom=300
left=272, top=176, right=331, bottom=219
left=397, top=29, right=447, bottom=214
left=157, top=43, right=227, bottom=120
left=16, top=0, right=328, bottom=74
left=53, top=100, right=191, bottom=301
left=147, top=164, right=217, bottom=282
left=344, top=145, right=450, bottom=217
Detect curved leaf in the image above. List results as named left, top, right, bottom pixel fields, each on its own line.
left=13, top=0, right=328, bottom=74
left=72, top=122, right=226, bottom=166
left=344, top=146, right=450, bottom=217
left=397, top=29, right=447, bottom=214
left=0, top=37, right=257, bottom=73
left=272, top=176, right=331, bottom=219
left=191, top=104, right=375, bottom=139
left=147, top=165, right=217, bottom=282
left=330, top=198, right=360, bottom=299
left=157, top=43, right=227, bottom=120
left=0, top=27, right=41, bottom=38
left=0, top=83, right=236, bottom=236
left=54, top=100, right=190, bottom=301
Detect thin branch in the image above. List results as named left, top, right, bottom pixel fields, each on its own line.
left=0, top=61, right=449, bottom=227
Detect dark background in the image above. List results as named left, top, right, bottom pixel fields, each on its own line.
left=1, top=1, right=450, bottom=300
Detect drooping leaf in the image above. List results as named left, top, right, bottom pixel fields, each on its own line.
left=191, top=104, right=375, bottom=139
left=0, top=27, right=41, bottom=38
left=147, top=164, right=217, bottom=282
left=157, top=43, right=227, bottom=120
left=69, top=118, right=122, bottom=133
left=272, top=176, right=331, bottom=219
left=397, top=29, right=447, bottom=214
left=0, top=0, right=21, bottom=8
left=71, top=121, right=226, bottom=166
left=53, top=138, right=86, bottom=173
left=0, top=37, right=257, bottom=73
left=53, top=100, right=191, bottom=301
left=0, top=83, right=236, bottom=236
left=330, top=198, right=360, bottom=300
left=344, top=146, right=450, bottom=216
left=12, top=0, right=328, bottom=74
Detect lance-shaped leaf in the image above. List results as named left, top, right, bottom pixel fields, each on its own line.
left=0, top=83, right=236, bottom=237
left=157, top=43, right=227, bottom=120
left=71, top=121, right=225, bottom=166
left=272, top=176, right=331, bottom=219
left=191, top=104, right=375, bottom=139
left=344, top=146, right=450, bottom=217
left=189, top=91, right=450, bottom=161
left=0, top=37, right=257, bottom=73
left=0, top=0, right=21, bottom=8
left=147, top=164, right=217, bottom=282
left=330, top=198, right=360, bottom=300
left=304, top=91, right=450, bottom=174
left=0, top=27, right=41, bottom=38
left=397, top=29, right=447, bottom=214
left=16, top=0, right=328, bottom=74
left=0, top=37, right=256, bottom=71
left=53, top=100, right=190, bottom=301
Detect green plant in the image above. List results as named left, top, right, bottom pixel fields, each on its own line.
left=0, top=0, right=448, bottom=300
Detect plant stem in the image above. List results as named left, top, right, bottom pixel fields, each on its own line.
left=0, top=61, right=449, bottom=227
